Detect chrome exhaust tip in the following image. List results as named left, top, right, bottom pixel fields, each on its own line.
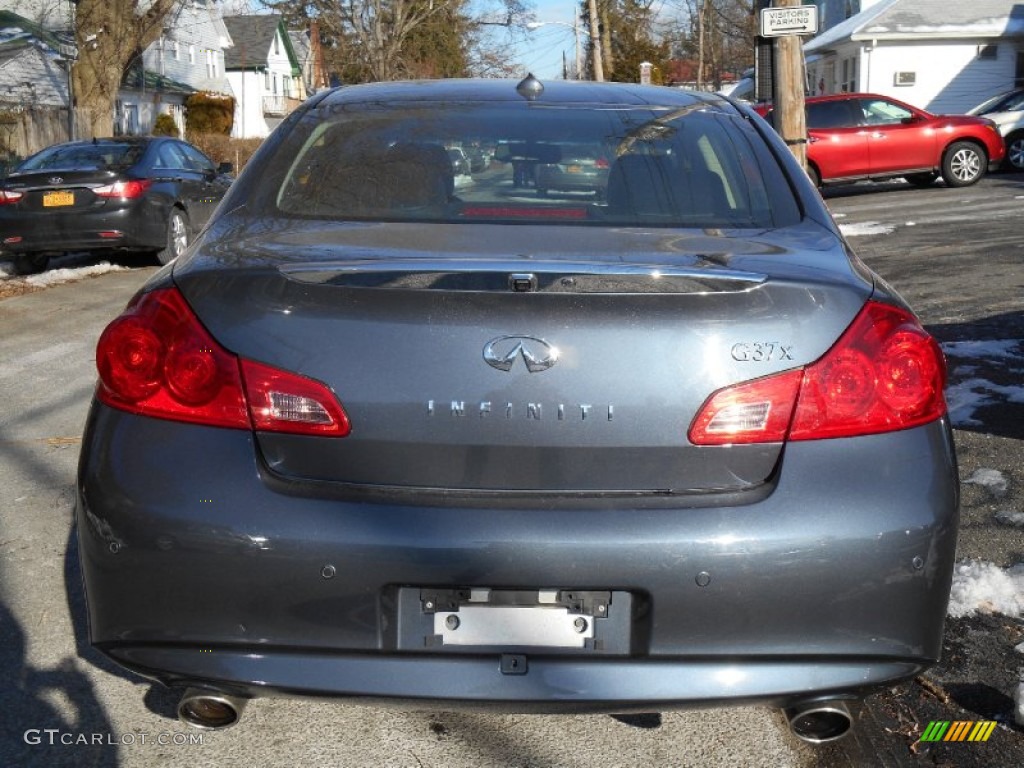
left=784, top=699, right=854, bottom=744
left=177, top=687, right=247, bottom=730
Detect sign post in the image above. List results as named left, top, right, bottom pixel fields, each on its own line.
left=762, top=1, right=817, bottom=171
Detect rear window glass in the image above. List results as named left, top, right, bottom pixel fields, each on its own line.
left=272, top=101, right=799, bottom=229
left=19, top=142, right=144, bottom=172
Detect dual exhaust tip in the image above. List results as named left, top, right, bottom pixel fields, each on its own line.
left=176, top=687, right=854, bottom=742
left=177, top=688, right=247, bottom=730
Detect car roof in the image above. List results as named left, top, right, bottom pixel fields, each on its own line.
left=317, top=78, right=734, bottom=111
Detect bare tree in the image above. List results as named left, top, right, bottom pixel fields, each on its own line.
left=71, top=0, right=182, bottom=138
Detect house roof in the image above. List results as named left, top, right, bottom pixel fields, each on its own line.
left=806, top=0, right=1024, bottom=53
left=223, top=14, right=300, bottom=75
left=121, top=66, right=194, bottom=96
left=0, top=9, right=73, bottom=59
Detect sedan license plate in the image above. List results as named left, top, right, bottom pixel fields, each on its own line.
left=43, top=191, right=74, bottom=207
left=566, top=164, right=583, bottom=174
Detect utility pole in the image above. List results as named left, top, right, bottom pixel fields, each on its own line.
left=772, top=0, right=808, bottom=169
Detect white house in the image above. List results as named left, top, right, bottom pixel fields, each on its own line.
left=223, top=14, right=302, bottom=138
left=126, top=0, right=235, bottom=136
left=804, top=0, right=1024, bottom=113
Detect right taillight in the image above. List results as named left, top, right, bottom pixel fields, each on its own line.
left=689, top=301, right=946, bottom=445
left=96, top=286, right=351, bottom=436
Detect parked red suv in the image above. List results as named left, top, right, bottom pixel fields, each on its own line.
left=759, top=93, right=1004, bottom=188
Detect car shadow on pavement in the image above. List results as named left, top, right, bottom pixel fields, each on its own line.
left=0, top=598, right=119, bottom=767
left=927, top=311, right=1024, bottom=441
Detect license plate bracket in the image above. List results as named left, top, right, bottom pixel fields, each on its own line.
left=393, top=587, right=633, bottom=654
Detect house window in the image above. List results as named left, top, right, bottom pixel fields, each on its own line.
left=977, top=44, right=998, bottom=60
left=173, top=41, right=179, bottom=61
left=841, top=57, right=857, bottom=92
left=206, top=49, right=218, bottom=79
left=265, top=72, right=270, bottom=90
left=274, top=34, right=280, bottom=55
left=115, top=102, right=139, bottom=136
left=189, top=45, right=195, bottom=64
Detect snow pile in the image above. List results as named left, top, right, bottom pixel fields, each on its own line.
left=946, top=560, right=1024, bottom=618
left=838, top=221, right=896, bottom=237
left=996, top=510, right=1024, bottom=527
left=23, top=262, right=127, bottom=287
left=1017, top=682, right=1024, bottom=727
left=963, top=468, right=1009, bottom=497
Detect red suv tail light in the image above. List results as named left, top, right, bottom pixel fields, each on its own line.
left=689, top=301, right=946, bottom=445
left=96, top=287, right=351, bottom=436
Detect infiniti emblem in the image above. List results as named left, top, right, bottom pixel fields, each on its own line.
left=483, top=335, right=559, bottom=373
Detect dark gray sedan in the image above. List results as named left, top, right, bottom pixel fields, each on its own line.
left=0, top=136, right=232, bottom=274
left=77, top=78, right=958, bottom=744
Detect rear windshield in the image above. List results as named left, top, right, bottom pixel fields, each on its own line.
left=19, top=142, right=144, bottom=172
left=271, top=100, right=799, bottom=229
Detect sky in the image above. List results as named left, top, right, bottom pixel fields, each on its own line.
left=510, top=0, right=584, bottom=80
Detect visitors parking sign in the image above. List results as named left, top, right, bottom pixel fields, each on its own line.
left=760, top=5, right=818, bottom=37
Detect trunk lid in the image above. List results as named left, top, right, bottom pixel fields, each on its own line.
left=175, top=220, right=871, bottom=494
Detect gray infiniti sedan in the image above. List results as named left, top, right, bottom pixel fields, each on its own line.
left=77, top=77, right=958, bottom=744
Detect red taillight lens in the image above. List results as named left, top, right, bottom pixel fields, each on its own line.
left=689, top=301, right=946, bottom=445
left=97, top=288, right=250, bottom=429
left=688, top=369, right=803, bottom=446
left=241, top=360, right=351, bottom=436
left=789, top=302, right=945, bottom=440
left=595, top=157, right=610, bottom=169
left=0, top=189, right=23, bottom=205
left=96, top=287, right=351, bottom=436
left=93, top=179, right=152, bottom=199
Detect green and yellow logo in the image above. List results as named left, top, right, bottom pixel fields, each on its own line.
left=920, top=720, right=997, bottom=742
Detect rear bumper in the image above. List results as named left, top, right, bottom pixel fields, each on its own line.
left=106, top=645, right=925, bottom=712
left=0, top=200, right=166, bottom=253
left=77, top=404, right=959, bottom=708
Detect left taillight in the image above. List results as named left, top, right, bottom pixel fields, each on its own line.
left=96, top=287, right=351, bottom=436
left=0, top=189, right=23, bottom=205
left=689, top=301, right=947, bottom=445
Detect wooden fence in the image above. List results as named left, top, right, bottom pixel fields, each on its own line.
left=0, top=102, right=71, bottom=170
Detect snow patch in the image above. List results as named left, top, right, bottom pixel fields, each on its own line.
left=839, top=221, right=896, bottom=237
left=996, top=510, right=1024, bottom=527
left=944, top=377, right=1024, bottom=427
left=943, top=340, right=1020, bottom=360
left=24, top=262, right=127, bottom=287
left=947, top=560, right=1024, bottom=618
left=963, top=468, right=1009, bottom=497
left=1017, top=682, right=1024, bottom=727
